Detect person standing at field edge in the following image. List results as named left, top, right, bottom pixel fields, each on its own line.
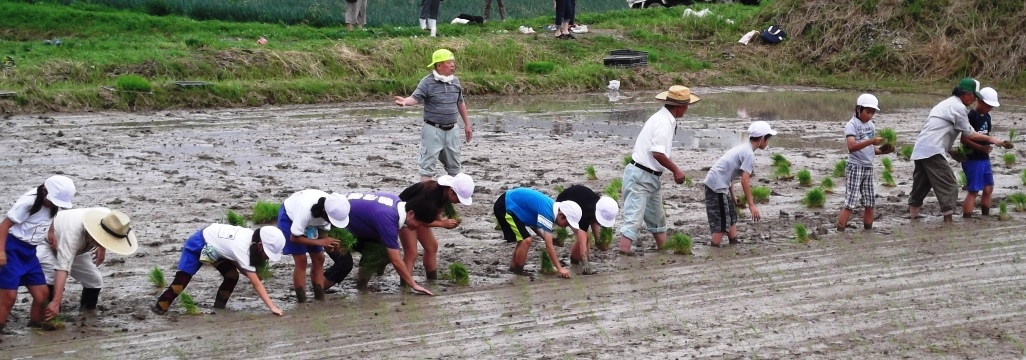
left=395, top=49, right=473, bottom=183
left=345, top=0, right=367, bottom=31
left=617, top=85, right=697, bottom=255
left=908, top=78, right=1006, bottom=223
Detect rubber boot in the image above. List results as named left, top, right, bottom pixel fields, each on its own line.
left=428, top=19, right=437, bottom=37
left=294, top=287, right=307, bottom=303
left=154, top=271, right=193, bottom=315
left=419, top=18, right=427, bottom=30
left=312, top=284, right=325, bottom=301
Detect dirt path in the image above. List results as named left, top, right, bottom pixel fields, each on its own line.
left=2, top=88, right=1026, bottom=358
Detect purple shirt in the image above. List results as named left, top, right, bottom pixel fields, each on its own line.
left=343, top=192, right=405, bottom=249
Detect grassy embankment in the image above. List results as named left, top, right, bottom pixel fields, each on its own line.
left=0, top=0, right=1023, bottom=113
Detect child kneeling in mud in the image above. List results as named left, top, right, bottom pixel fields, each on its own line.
left=153, top=224, right=286, bottom=316
left=702, top=121, right=776, bottom=246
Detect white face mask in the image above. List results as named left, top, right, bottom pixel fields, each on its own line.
left=433, top=70, right=454, bottom=83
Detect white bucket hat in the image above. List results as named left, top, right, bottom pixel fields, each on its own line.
left=595, top=196, right=619, bottom=227
left=324, top=193, right=351, bottom=228
left=553, top=201, right=583, bottom=230
left=258, top=226, right=286, bottom=262
left=979, top=87, right=1000, bottom=107
left=44, top=175, right=76, bottom=209
left=83, top=208, right=138, bottom=255
left=438, top=173, right=475, bottom=205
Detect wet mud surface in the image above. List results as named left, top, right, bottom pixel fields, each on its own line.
left=3, top=86, right=1026, bottom=358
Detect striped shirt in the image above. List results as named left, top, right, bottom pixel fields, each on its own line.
left=411, top=74, right=465, bottom=125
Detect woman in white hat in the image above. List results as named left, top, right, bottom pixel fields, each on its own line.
left=153, top=224, right=286, bottom=316
left=397, top=173, right=475, bottom=281
left=276, top=190, right=350, bottom=303
left=43, top=208, right=137, bottom=322
left=0, top=175, right=75, bottom=332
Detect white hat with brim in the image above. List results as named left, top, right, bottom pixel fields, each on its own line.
left=44, top=175, right=76, bottom=209
left=655, top=85, right=701, bottom=106
left=980, top=87, right=1000, bottom=107
left=595, top=196, right=619, bottom=227
left=324, top=193, right=351, bottom=228
left=83, top=208, right=138, bottom=255
left=748, top=121, right=778, bottom=138
left=258, top=226, right=286, bottom=262
left=438, top=174, right=475, bottom=205
left=554, top=201, right=583, bottom=230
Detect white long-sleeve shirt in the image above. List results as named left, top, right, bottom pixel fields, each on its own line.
left=911, top=96, right=976, bottom=160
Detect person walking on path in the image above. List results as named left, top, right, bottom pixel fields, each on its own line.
left=836, top=94, right=892, bottom=232
left=153, top=224, right=286, bottom=316
left=276, top=189, right=351, bottom=303
left=960, top=87, right=1002, bottom=217
left=617, top=86, right=697, bottom=255
left=0, top=176, right=75, bottom=332
left=44, top=208, right=139, bottom=323
left=483, top=0, right=506, bottom=21
left=908, top=78, right=1006, bottom=223
left=395, top=49, right=473, bottom=182
left=345, top=0, right=368, bottom=31
left=703, top=121, right=775, bottom=246
left=419, top=0, right=442, bottom=37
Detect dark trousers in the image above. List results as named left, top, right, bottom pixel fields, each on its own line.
left=420, top=0, right=441, bottom=19
left=555, top=0, right=573, bottom=25
left=483, top=0, right=505, bottom=20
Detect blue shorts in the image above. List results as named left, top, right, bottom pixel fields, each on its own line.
left=962, top=159, right=994, bottom=193
left=0, top=234, right=46, bottom=289
left=276, top=204, right=324, bottom=255
left=176, top=230, right=206, bottom=275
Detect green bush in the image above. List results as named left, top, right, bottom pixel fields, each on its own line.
left=752, top=186, right=771, bottom=204
left=1000, top=200, right=1009, bottom=216
left=144, top=0, right=173, bottom=16
left=802, top=188, right=826, bottom=208
left=445, top=262, right=470, bottom=286
left=553, top=227, right=569, bottom=247
left=524, top=61, right=555, bottom=74
left=832, top=159, right=847, bottom=177
left=226, top=210, right=246, bottom=227
left=251, top=201, right=281, bottom=224
left=596, top=227, right=613, bottom=251
left=795, top=223, right=808, bottom=243
left=183, top=38, right=204, bottom=48
left=665, top=233, right=692, bottom=255
left=797, top=169, right=812, bottom=187
left=774, top=162, right=792, bottom=180
left=115, top=74, right=152, bottom=92
left=554, top=184, right=565, bottom=193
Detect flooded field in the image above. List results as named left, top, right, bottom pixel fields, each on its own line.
left=3, top=86, right=1026, bottom=358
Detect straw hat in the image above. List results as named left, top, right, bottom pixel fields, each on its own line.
left=655, top=85, right=701, bottom=105
left=83, top=209, right=138, bottom=255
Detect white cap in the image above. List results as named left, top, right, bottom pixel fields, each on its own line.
left=857, top=93, right=880, bottom=110
left=595, top=196, right=619, bottom=227
left=44, top=175, right=76, bottom=209
left=555, top=201, right=583, bottom=230
left=980, top=87, right=1000, bottom=107
left=748, top=121, right=777, bottom=138
left=258, top=226, right=286, bottom=262
left=324, top=193, right=351, bottom=228
left=437, top=173, right=475, bottom=205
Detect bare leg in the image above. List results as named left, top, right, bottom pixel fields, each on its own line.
left=710, top=232, right=725, bottom=246
left=837, top=208, right=853, bottom=232
left=653, top=232, right=667, bottom=249
left=863, top=207, right=874, bottom=229
left=981, top=186, right=993, bottom=216
left=617, top=236, right=633, bottom=254
left=400, top=227, right=419, bottom=275
left=963, top=192, right=978, bottom=217
left=728, top=225, right=739, bottom=244
left=310, top=252, right=326, bottom=300
left=28, top=285, right=48, bottom=324
left=417, top=227, right=439, bottom=279
left=909, top=206, right=920, bottom=221
left=511, top=238, right=532, bottom=272
left=0, top=289, right=17, bottom=328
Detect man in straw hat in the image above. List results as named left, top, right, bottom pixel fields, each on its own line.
left=617, top=85, right=699, bottom=255
left=395, top=49, right=473, bottom=183
left=908, top=78, right=1008, bottom=223
left=42, top=208, right=138, bottom=323
left=153, top=223, right=286, bottom=316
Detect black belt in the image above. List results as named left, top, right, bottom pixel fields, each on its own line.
left=425, top=120, right=455, bottom=131
left=630, top=160, right=663, bottom=177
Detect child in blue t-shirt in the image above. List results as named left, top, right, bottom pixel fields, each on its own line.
left=491, top=188, right=583, bottom=278
left=960, top=87, right=1001, bottom=217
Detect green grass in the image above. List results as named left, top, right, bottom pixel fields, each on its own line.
left=752, top=186, right=771, bottom=204
left=802, top=188, right=826, bottom=208
left=665, top=233, right=692, bottom=255
left=1009, top=193, right=1026, bottom=212
left=878, top=128, right=897, bottom=147
left=226, top=210, right=246, bottom=227
left=539, top=252, right=556, bottom=275
left=524, top=61, right=555, bottom=74
left=116, top=74, right=152, bottom=92
left=605, top=178, right=623, bottom=201
left=445, top=262, right=470, bottom=286
left=1004, top=153, right=1016, bottom=167
left=795, top=224, right=808, bottom=243
left=821, top=177, right=835, bottom=192
left=149, top=267, right=166, bottom=288
left=251, top=201, right=281, bottom=224
left=328, top=227, right=358, bottom=254
left=443, top=202, right=460, bottom=222
left=622, top=154, right=633, bottom=166
left=797, top=169, right=812, bottom=187
left=882, top=170, right=896, bottom=187
left=899, top=146, right=914, bottom=160
left=882, top=157, right=893, bottom=172
left=179, top=292, right=201, bottom=315
left=832, top=159, right=847, bottom=177
left=585, top=166, right=598, bottom=180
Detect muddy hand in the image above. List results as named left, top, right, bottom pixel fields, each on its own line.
left=673, top=170, right=686, bottom=185
left=270, top=306, right=284, bottom=316
left=45, top=303, right=60, bottom=321
left=1002, top=140, right=1014, bottom=149
left=558, top=268, right=571, bottom=278
left=411, top=284, right=435, bottom=296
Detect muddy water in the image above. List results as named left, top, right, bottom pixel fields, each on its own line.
left=3, top=86, right=1026, bottom=358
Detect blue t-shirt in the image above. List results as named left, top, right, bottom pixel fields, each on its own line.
left=504, top=188, right=556, bottom=233
left=343, top=192, right=404, bottom=250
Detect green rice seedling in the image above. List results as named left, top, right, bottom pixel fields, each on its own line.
left=524, top=61, right=555, bottom=74
left=802, top=188, right=826, bottom=208
left=149, top=267, right=166, bottom=288
left=773, top=162, right=793, bottom=180
left=554, top=184, right=565, bottom=193
left=256, top=261, right=273, bottom=280
left=832, top=159, right=847, bottom=177
left=553, top=227, right=569, bottom=247
left=585, top=166, right=598, bottom=180
left=596, top=227, right=613, bottom=251
left=357, top=243, right=390, bottom=278
left=881, top=157, right=893, bottom=172
left=797, top=169, right=812, bottom=187
left=684, top=175, right=694, bottom=187
left=771, top=153, right=791, bottom=167
left=539, top=252, right=557, bottom=275
left=878, top=128, right=897, bottom=147
left=751, top=186, right=771, bottom=204
left=1009, top=193, right=1026, bottom=212
left=999, top=200, right=1011, bottom=221
left=251, top=201, right=281, bottom=224
left=665, top=233, right=692, bottom=255
left=115, top=74, right=152, bottom=92
left=328, top=227, right=358, bottom=254
left=226, top=210, right=246, bottom=227
left=622, top=154, right=633, bottom=166
left=443, top=202, right=460, bottom=222
left=821, top=177, right=835, bottom=193
left=1010, top=128, right=1018, bottom=143
left=735, top=192, right=747, bottom=209
left=899, top=146, right=913, bottom=160
left=179, top=292, right=200, bottom=315
left=950, top=145, right=970, bottom=163
left=604, top=178, right=622, bottom=201
left=882, top=170, right=896, bottom=187
left=958, top=171, right=967, bottom=187
left=445, top=262, right=470, bottom=286
left=43, top=313, right=67, bottom=331
left=1003, top=153, right=1016, bottom=168
left=1021, top=169, right=1026, bottom=186
left=795, top=224, right=808, bottom=243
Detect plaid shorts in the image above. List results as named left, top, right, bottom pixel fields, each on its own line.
left=844, top=163, right=875, bottom=209
left=704, top=186, right=738, bottom=233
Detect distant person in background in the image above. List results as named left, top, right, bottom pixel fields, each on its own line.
left=483, top=0, right=506, bottom=21
left=419, top=0, right=442, bottom=37
left=345, top=0, right=367, bottom=31
left=553, top=0, right=574, bottom=39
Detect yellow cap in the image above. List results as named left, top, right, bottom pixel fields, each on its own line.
left=427, top=49, right=455, bottom=68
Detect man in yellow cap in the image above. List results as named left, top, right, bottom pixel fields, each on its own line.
left=394, top=49, right=473, bottom=183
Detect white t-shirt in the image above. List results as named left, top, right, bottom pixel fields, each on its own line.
left=5, top=190, right=56, bottom=246
left=52, top=208, right=103, bottom=272
left=911, top=96, right=976, bottom=161
left=282, top=189, right=332, bottom=237
left=844, top=117, right=876, bottom=167
left=631, top=107, right=677, bottom=173
left=202, top=224, right=256, bottom=272
left=703, top=143, right=756, bottom=194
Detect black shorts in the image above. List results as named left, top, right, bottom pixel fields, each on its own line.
left=493, top=193, right=530, bottom=243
